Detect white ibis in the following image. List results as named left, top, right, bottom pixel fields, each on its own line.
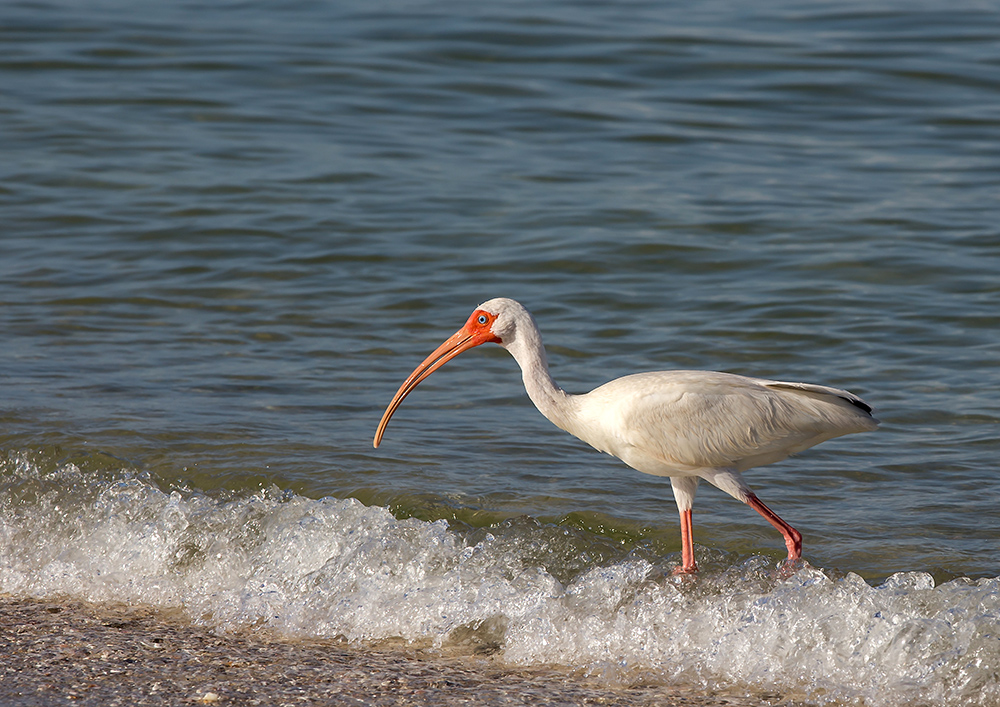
left=373, top=298, right=878, bottom=572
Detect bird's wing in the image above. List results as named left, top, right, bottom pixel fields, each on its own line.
left=580, top=371, right=873, bottom=474
left=761, top=381, right=875, bottom=415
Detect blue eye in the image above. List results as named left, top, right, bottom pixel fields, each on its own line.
left=477, top=314, right=488, bottom=325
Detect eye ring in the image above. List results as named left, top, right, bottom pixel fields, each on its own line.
left=477, top=314, right=488, bottom=325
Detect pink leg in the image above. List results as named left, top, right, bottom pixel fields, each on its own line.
left=745, top=492, right=802, bottom=561
left=679, top=508, right=698, bottom=573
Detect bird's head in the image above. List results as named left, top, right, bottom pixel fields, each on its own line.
left=372, top=298, right=528, bottom=447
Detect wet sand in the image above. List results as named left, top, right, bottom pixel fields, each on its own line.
left=0, top=594, right=777, bottom=706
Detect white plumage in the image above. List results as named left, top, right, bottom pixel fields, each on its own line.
left=374, top=297, right=878, bottom=572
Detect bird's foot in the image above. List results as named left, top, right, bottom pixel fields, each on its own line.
left=776, top=557, right=808, bottom=579
left=670, top=563, right=698, bottom=577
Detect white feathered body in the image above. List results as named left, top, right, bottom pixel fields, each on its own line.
left=561, top=370, right=877, bottom=477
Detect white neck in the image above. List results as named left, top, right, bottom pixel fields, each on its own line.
left=501, top=322, right=578, bottom=434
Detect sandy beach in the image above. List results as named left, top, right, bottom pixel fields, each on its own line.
left=0, top=594, right=780, bottom=707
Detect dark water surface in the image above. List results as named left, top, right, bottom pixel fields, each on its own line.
left=3, top=2, right=1000, bottom=705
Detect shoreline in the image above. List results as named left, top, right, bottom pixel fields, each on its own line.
left=0, top=594, right=776, bottom=706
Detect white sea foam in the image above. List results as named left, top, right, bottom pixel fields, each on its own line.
left=2, top=456, right=998, bottom=706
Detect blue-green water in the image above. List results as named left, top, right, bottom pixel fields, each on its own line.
left=2, top=2, right=1000, bottom=704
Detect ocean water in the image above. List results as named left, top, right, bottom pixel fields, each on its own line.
left=2, top=1, right=1000, bottom=705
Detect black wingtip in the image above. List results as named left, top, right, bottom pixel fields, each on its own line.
left=840, top=394, right=874, bottom=415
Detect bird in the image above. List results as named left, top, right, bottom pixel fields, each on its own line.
left=373, top=298, right=878, bottom=572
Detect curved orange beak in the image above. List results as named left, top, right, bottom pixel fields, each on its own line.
left=373, top=312, right=500, bottom=448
